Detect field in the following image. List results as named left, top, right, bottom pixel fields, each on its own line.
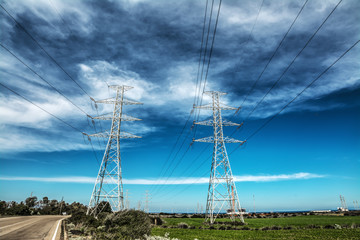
left=151, top=215, right=360, bottom=240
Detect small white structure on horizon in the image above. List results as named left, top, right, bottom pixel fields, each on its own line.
left=311, top=210, right=331, bottom=213
left=337, top=207, right=349, bottom=212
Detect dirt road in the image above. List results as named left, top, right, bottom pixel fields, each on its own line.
left=0, top=215, right=67, bottom=240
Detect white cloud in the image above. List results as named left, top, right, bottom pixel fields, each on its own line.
left=0, top=176, right=95, bottom=183
left=78, top=61, right=159, bottom=104
left=0, top=59, right=158, bottom=152
left=0, top=125, right=90, bottom=152
left=0, top=172, right=325, bottom=185
left=78, top=60, right=206, bottom=114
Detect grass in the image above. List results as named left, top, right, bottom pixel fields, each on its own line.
left=151, top=215, right=360, bottom=240
left=152, top=228, right=360, bottom=240
left=160, top=215, right=360, bottom=228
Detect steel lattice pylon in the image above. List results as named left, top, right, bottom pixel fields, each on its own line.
left=87, top=85, right=142, bottom=216
left=194, top=91, right=245, bottom=224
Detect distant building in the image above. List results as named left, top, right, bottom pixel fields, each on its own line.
left=310, top=210, right=331, bottom=213
left=337, top=207, right=349, bottom=212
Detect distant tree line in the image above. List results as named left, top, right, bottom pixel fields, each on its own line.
left=0, top=196, right=87, bottom=216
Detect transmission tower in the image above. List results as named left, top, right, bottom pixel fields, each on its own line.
left=144, top=190, right=150, bottom=213
left=253, top=194, right=256, bottom=214
left=125, top=190, right=130, bottom=209
left=87, top=85, right=142, bottom=216
left=339, top=195, right=349, bottom=212
left=193, top=91, right=245, bottom=224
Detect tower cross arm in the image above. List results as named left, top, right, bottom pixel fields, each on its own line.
left=196, top=119, right=242, bottom=126
left=95, top=97, right=143, bottom=105
left=194, top=103, right=237, bottom=110
left=87, top=131, right=141, bottom=139
left=109, top=85, right=133, bottom=91
left=194, top=136, right=245, bottom=143
left=92, top=113, right=141, bottom=121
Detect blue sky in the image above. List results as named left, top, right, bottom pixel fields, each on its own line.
left=0, top=0, right=359, bottom=213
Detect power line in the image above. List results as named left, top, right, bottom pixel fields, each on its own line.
left=1, top=81, right=101, bottom=166
left=1, top=42, right=105, bottom=161
left=240, top=0, right=309, bottom=108
left=156, top=143, right=246, bottom=202
left=153, top=0, right=223, bottom=193
left=152, top=0, right=210, bottom=183
left=149, top=113, right=194, bottom=195
left=193, top=0, right=209, bottom=108
left=151, top=140, right=211, bottom=199
left=227, top=0, right=339, bottom=139
left=155, top=1, right=354, bottom=202
left=226, top=0, right=309, bottom=140
left=179, top=145, right=210, bottom=178
left=244, top=0, right=342, bottom=120
left=155, top=113, right=193, bottom=179
left=193, top=0, right=222, bottom=139
left=201, top=0, right=222, bottom=99
left=156, top=169, right=209, bottom=203
left=152, top=144, right=192, bottom=197
left=0, top=4, right=91, bottom=98
left=47, top=0, right=73, bottom=35
left=0, top=82, right=84, bottom=134
left=154, top=0, right=340, bottom=203
left=153, top=150, right=212, bottom=200
left=243, top=0, right=264, bottom=46
left=0, top=43, right=91, bottom=117
left=222, top=0, right=265, bottom=121
left=195, top=0, right=215, bottom=112
left=150, top=0, right=217, bottom=194
left=230, top=39, right=359, bottom=155
left=152, top=0, right=223, bottom=195
left=1, top=3, right=107, bottom=158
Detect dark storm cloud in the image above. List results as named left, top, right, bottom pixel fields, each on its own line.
left=0, top=0, right=359, bottom=152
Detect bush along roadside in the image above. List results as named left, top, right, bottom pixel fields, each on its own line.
left=66, top=209, right=152, bottom=240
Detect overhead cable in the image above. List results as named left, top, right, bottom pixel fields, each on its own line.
left=155, top=0, right=223, bottom=192
left=0, top=43, right=91, bottom=117
left=244, top=0, right=343, bottom=120
left=239, top=0, right=309, bottom=109
left=0, top=82, right=84, bottom=134
left=0, top=4, right=92, bottom=98
left=230, top=38, right=359, bottom=155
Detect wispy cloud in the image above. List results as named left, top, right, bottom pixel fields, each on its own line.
left=0, top=172, right=325, bottom=185
left=0, top=176, right=95, bottom=183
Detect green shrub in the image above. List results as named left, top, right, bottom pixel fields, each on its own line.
left=68, top=211, right=100, bottom=228
left=150, top=216, right=163, bottom=225
left=283, top=226, right=293, bottom=230
left=97, top=212, right=110, bottom=221
left=218, top=225, right=226, bottom=230
left=103, top=209, right=151, bottom=239
left=68, top=211, right=87, bottom=225
left=270, top=225, right=282, bottom=230
left=324, top=224, right=335, bottom=229
left=177, top=222, right=189, bottom=229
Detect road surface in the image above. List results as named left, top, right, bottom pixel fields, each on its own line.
left=0, top=215, right=67, bottom=240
